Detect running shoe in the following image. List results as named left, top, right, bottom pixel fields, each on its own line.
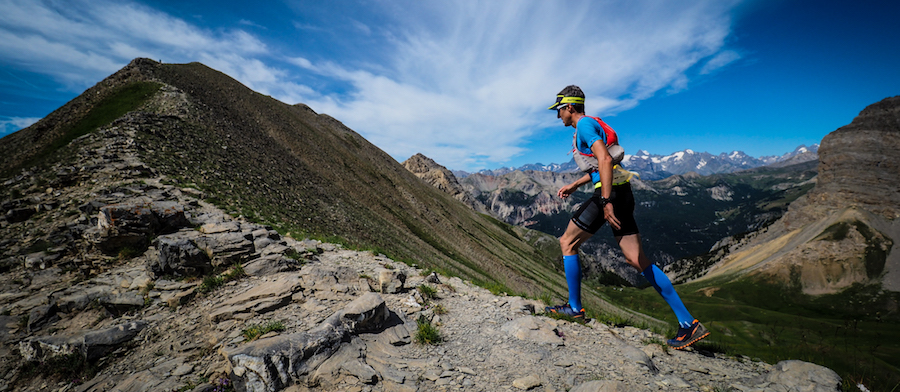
left=544, top=303, right=585, bottom=319
left=667, top=319, right=710, bottom=350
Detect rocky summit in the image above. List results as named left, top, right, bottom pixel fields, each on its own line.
left=0, top=59, right=844, bottom=392
left=674, top=96, right=900, bottom=295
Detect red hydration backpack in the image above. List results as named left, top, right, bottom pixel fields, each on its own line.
left=572, top=116, right=624, bottom=173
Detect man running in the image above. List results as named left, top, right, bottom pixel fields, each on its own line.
left=545, top=85, right=709, bottom=350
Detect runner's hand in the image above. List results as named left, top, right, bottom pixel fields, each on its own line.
left=604, top=203, right=621, bottom=230
left=557, top=183, right=577, bottom=199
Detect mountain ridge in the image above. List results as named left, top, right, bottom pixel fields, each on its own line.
left=670, top=96, right=900, bottom=294
left=454, top=144, right=819, bottom=180
left=1, top=58, right=656, bottom=324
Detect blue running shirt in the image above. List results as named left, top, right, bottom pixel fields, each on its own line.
left=574, top=116, right=608, bottom=185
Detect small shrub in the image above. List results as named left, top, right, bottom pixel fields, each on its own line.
left=242, top=321, right=286, bottom=341
left=18, top=314, right=30, bottom=330
left=418, top=284, right=437, bottom=300
left=414, top=315, right=442, bottom=345
left=197, top=264, right=245, bottom=294
left=432, top=303, right=448, bottom=315
left=538, top=291, right=554, bottom=306
left=140, top=282, right=155, bottom=296
left=223, top=264, right=245, bottom=281
left=198, top=275, right=224, bottom=294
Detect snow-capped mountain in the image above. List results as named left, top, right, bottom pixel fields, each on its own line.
left=454, top=144, right=818, bottom=179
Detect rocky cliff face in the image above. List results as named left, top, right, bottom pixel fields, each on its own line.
left=803, top=96, right=900, bottom=221
left=681, top=96, right=900, bottom=297
left=401, top=153, right=488, bottom=214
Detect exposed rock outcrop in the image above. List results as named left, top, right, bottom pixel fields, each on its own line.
left=687, top=96, right=900, bottom=295
left=802, top=96, right=900, bottom=221
left=402, top=153, right=488, bottom=214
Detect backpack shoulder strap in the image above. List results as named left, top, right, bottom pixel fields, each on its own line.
left=584, top=115, right=618, bottom=146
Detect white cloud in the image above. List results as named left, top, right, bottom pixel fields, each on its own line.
left=701, top=50, right=742, bottom=74
left=0, top=0, right=743, bottom=171
left=0, top=0, right=271, bottom=89
left=0, top=116, right=41, bottom=137
left=287, top=1, right=742, bottom=170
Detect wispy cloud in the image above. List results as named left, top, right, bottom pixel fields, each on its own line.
left=0, top=0, right=742, bottom=170
left=0, top=0, right=271, bottom=88
left=701, top=50, right=742, bottom=75
left=0, top=116, right=41, bottom=134
left=287, top=1, right=742, bottom=169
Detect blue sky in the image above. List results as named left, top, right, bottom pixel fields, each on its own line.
left=1, top=0, right=898, bottom=172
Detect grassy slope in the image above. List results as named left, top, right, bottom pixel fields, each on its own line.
left=597, top=275, right=900, bottom=391
left=0, top=81, right=161, bottom=178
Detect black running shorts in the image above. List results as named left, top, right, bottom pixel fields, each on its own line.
left=571, top=182, right=640, bottom=236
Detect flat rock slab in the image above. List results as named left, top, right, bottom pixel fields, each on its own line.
left=226, top=292, right=389, bottom=392
left=501, top=316, right=563, bottom=345
left=19, top=321, right=148, bottom=362
left=208, top=275, right=302, bottom=322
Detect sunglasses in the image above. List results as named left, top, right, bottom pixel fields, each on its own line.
left=556, top=104, right=569, bottom=118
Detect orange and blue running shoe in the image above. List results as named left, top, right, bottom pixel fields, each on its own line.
left=667, top=319, right=710, bottom=350
left=544, top=303, right=585, bottom=320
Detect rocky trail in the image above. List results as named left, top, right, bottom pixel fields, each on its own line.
left=0, top=120, right=843, bottom=391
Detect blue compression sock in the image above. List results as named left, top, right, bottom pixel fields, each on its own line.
left=642, top=264, right=694, bottom=327
left=564, top=254, right=583, bottom=311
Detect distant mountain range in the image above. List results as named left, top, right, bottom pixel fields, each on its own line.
left=454, top=145, right=819, bottom=180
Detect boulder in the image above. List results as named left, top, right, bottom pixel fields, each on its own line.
left=153, top=235, right=212, bottom=276
left=23, top=251, right=62, bottom=270
left=98, top=203, right=159, bottom=235
left=98, top=292, right=145, bottom=316
left=193, top=232, right=256, bottom=267
left=87, top=201, right=191, bottom=254
left=5, top=207, right=36, bottom=223
left=226, top=293, right=389, bottom=392
left=27, top=304, right=60, bottom=332
left=19, top=321, right=148, bottom=362
left=754, top=360, right=842, bottom=392
left=208, top=276, right=300, bottom=322
left=377, top=268, right=406, bottom=294
left=501, top=316, right=563, bottom=345
left=148, top=201, right=191, bottom=233
left=242, top=254, right=300, bottom=276
left=310, top=337, right=377, bottom=386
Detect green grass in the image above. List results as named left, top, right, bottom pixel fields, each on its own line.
left=418, top=284, right=438, bottom=300
left=5, top=81, right=161, bottom=177
left=414, top=315, right=443, bottom=345
left=197, top=264, right=246, bottom=294
left=597, top=277, right=900, bottom=391
left=241, top=321, right=286, bottom=341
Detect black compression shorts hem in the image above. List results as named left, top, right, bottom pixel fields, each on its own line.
left=571, top=183, right=640, bottom=236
